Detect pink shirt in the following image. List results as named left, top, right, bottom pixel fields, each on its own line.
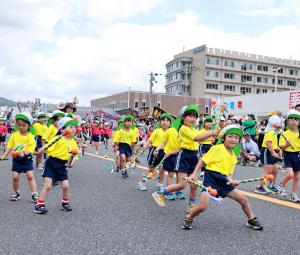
left=92, top=126, right=101, bottom=136
left=0, top=125, right=8, bottom=135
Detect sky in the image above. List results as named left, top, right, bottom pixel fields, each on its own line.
left=1, top=0, right=300, bottom=106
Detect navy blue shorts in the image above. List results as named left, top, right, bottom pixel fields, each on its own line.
left=283, top=151, right=300, bottom=171
left=0, top=135, right=6, bottom=143
left=12, top=156, right=34, bottom=173
left=91, top=135, right=100, bottom=142
left=198, top=144, right=212, bottom=157
left=103, top=134, right=109, bottom=140
left=42, top=157, right=68, bottom=181
left=35, top=136, right=43, bottom=150
left=147, top=147, right=165, bottom=167
left=260, top=148, right=278, bottom=165
left=163, top=154, right=178, bottom=172
left=203, top=170, right=235, bottom=198
left=175, top=149, right=198, bottom=175
left=119, top=143, right=132, bottom=157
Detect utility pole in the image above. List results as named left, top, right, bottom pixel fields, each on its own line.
left=273, top=67, right=282, bottom=93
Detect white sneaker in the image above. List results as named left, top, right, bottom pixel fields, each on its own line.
left=289, top=193, right=300, bottom=203
left=95, top=151, right=99, bottom=155
left=277, top=185, right=287, bottom=197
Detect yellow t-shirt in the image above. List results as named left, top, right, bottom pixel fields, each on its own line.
left=114, top=128, right=136, bottom=145
left=279, top=129, right=300, bottom=152
left=162, top=127, right=180, bottom=153
left=133, top=127, right=139, bottom=141
left=198, top=129, right=214, bottom=145
left=179, top=125, right=200, bottom=151
left=33, top=122, right=48, bottom=137
left=149, top=128, right=166, bottom=148
left=7, top=131, right=36, bottom=154
left=46, top=136, right=78, bottom=161
left=112, top=130, right=120, bottom=143
left=262, top=130, right=278, bottom=150
left=201, top=144, right=237, bottom=176
left=42, top=124, right=58, bottom=142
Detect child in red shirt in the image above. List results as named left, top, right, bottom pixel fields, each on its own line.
left=0, top=116, right=8, bottom=152
left=91, top=121, right=100, bottom=154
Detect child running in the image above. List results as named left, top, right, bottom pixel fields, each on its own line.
left=34, top=117, right=79, bottom=214
left=137, top=113, right=172, bottom=191
left=113, top=115, right=136, bottom=178
left=152, top=104, right=218, bottom=208
left=182, top=124, right=263, bottom=231
left=0, top=113, right=39, bottom=203
left=255, top=115, right=281, bottom=195
left=277, top=110, right=300, bottom=202
left=198, top=115, right=214, bottom=157
left=91, top=120, right=101, bottom=155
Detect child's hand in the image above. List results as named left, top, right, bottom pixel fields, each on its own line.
left=37, top=148, right=45, bottom=155
left=66, top=161, right=74, bottom=168
left=0, top=155, right=6, bottom=160
left=231, top=179, right=240, bottom=186
left=272, top=152, right=280, bottom=159
left=153, top=149, right=159, bottom=157
left=164, top=153, right=171, bottom=158
left=186, top=174, right=197, bottom=183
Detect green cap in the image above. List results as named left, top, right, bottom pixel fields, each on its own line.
left=183, top=104, right=200, bottom=115
left=221, top=124, right=243, bottom=138
left=57, top=117, right=78, bottom=129
left=204, top=115, right=213, bottom=122
left=124, top=115, right=135, bottom=121
left=160, top=113, right=173, bottom=122
left=287, top=110, right=300, bottom=120
left=15, top=112, right=33, bottom=125
left=52, top=110, right=65, bottom=118
left=37, top=112, right=46, bottom=118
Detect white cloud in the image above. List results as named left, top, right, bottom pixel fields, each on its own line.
left=1, top=1, right=300, bottom=106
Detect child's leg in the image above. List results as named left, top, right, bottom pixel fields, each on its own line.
left=95, top=142, right=99, bottom=153
left=166, top=172, right=174, bottom=186
left=157, top=165, right=164, bottom=186
left=60, top=180, right=70, bottom=201
left=26, top=170, right=37, bottom=193
left=12, top=172, right=20, bottom=192
left=280, top=168, right=294, bottom=187
left=187, top=192, right=210, bottom=219
left=227, top=189, right=254, bottom=220
left=292, top=171, right=299, bottom=194
left=164, top=172, right=187, bottom=193
left=120, top=154, right=126, bottom=169
left=188, top=182, right=197, bottom=203
left=258, top=164, right=273, bottom=185
left=38, top=177, right=53, bottom=201
left=272, top=164, right=279, bottom=184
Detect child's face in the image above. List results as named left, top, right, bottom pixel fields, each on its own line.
left=288, top=118, right=299, bottom=129
left=224, top=134, right=240, bottom=148
left=183, top=115, right=197, bottom=126
left=204, top=121, right=212, bottom=129
left=0, top=120, right=4, bottom=125
left=16, top=120, right=29, bottom=133
left=124, top=120, right=132, bottom=128
left=160, top=118, right=171, bottom=129
left=69, top=126, right=77, bottom=135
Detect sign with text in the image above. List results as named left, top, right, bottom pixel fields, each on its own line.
left=289, top=92, right=300, bottom=109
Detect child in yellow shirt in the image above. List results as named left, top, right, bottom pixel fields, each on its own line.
left=183, top=125, right=263, bottom=231
left=1, top=113, right=39, bottom=203
left=277, top=110, right=300, bottom=202
left=34, top=117, right=79, bottom=214
left=33, top=112, right=47, bottom=170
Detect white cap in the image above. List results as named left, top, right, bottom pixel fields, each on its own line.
left=57, top=117, right=73, bottom=129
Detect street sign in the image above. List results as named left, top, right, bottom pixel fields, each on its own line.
left=289, top=91, right=300, bottom=109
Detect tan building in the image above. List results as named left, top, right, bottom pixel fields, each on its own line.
left=91, top=91, right=210, bottom=116
left=165, top=44, right=300, bottom=98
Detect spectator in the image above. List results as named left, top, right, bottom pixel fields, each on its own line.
left=240, top=132, right=260, bottom=166
left=242, top=114, right=257, bottom=141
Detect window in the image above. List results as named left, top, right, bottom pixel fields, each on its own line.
left=157, top=102, right=161, bottom=108
left=205, top=106, right=209, bottom=114
left=241, top=75, right=252, bottom=82
left=287, top=80, right=296, bottom=87
left=273, top=67, right=283, bottom=74
left=206, top=70, right=219, bottom=78
left=256, top=88, right=267, bottom=94
left=224, top=73, right=235, bottom=79
left=257, top=65, right=268, bottom=72
left=224, top=59, right=235, bottom=67
left=241, top=63, right=253, bottom=71
left=224, top=85, right=235, bottom=92
left=289, top=69, right=298, bottom=76
left=134, top=101, right=139, bottom=109
left=142, top=101, right=146, bottom=107
left=207, top=58, right=219, bottom=65
left=272, top=79, right=283, bottom=85
left=206, top=83, right=218, bottom=90
left=240, top=87, right=252, bottom=95
left=257, top=77, right=268, bottom=83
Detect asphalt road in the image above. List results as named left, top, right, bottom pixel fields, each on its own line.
left=0, top=145, right=299, bottom=255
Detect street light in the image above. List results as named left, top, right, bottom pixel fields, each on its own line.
left=273, top=67, right=282, bottom=93
left=149, top=72, right=163, bottom=107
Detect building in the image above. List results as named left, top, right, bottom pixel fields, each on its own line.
left=46, top=104, right=92, bottom=116
left=165, top=44, right=300, bottom=99
left=221, top=90, right=300, bottom=120
left=91, top=91, right=210, bottom=116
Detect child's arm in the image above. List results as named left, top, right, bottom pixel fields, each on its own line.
left=0, top=147, right=12, bottom=160
left=266, top=141, right=280, bottom=158
left=187, top=159, right=205, bottom=181
left=165, top=149, right=180, bottom=158
left=226, top=174, right=239, bottom=186
left=153, top=141, right=166, bottom=156
left=194, top=130, right=218, bottom=142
